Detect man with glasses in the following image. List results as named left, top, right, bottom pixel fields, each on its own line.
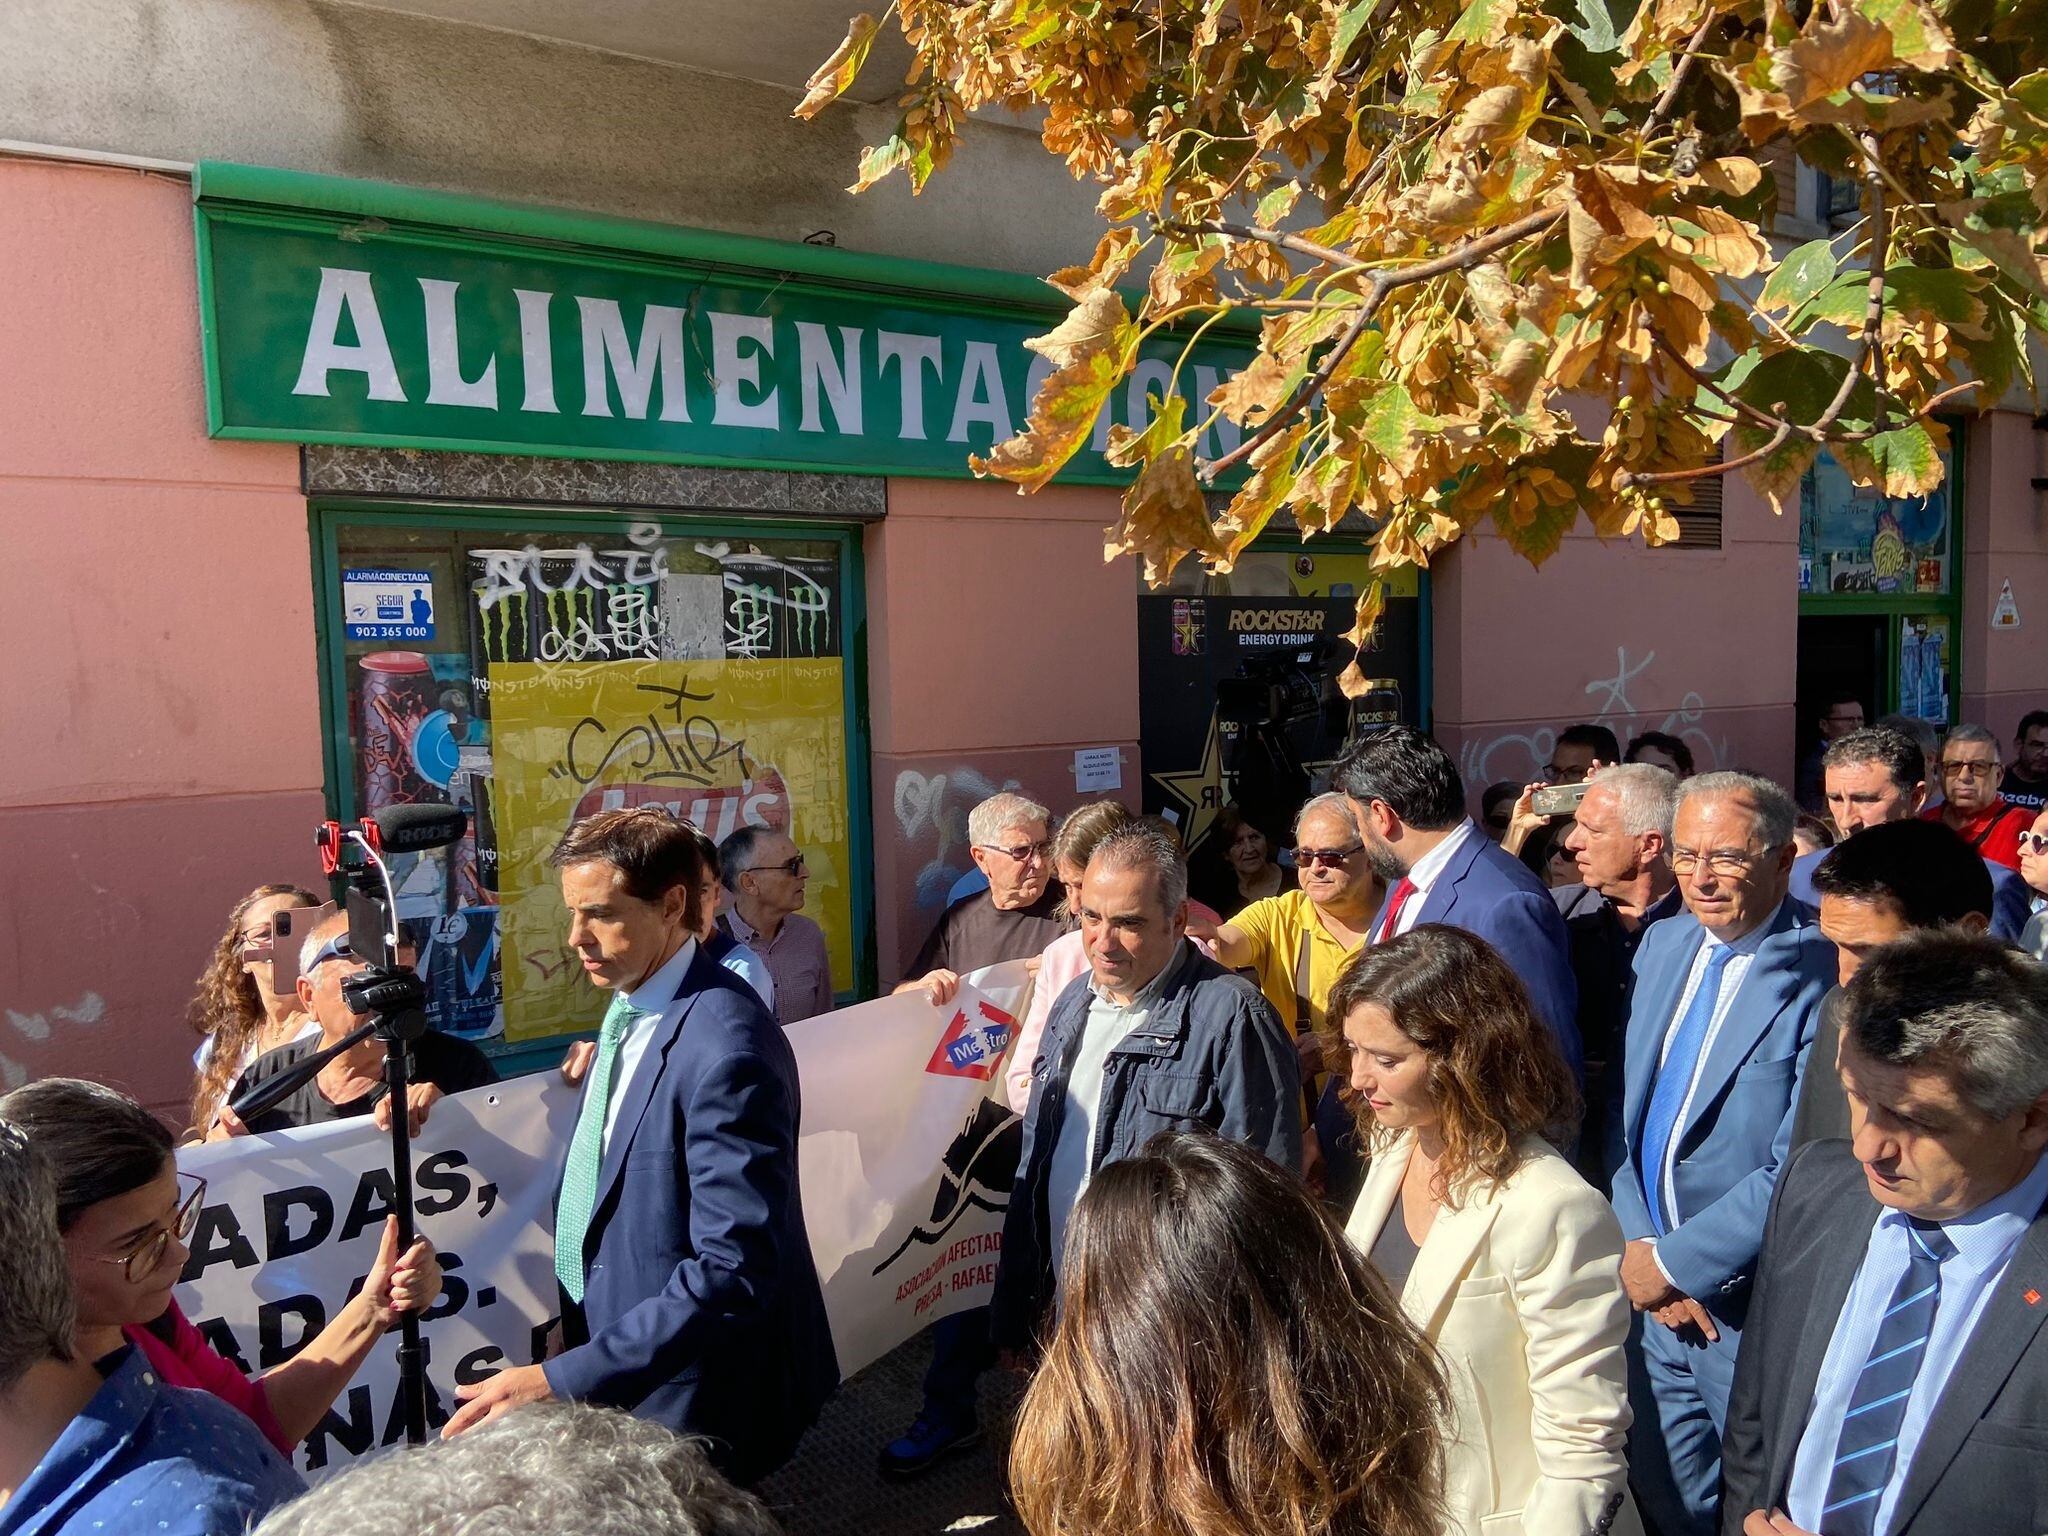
left=1201, top=794, right=1381, bottom=1200
left=883, top=790, right=1066, bottom=1478
left=225, top=911, right=496, bottom=1136
left=1922, top=723, right=2031, bottom=872
left=0, top=1119, right=303, bottom=1536
left=717, top=825, right=833, bottom=1026
left=1792, top=726, right=2031, bottom=940
left=1547, top=722, right=1623, bottom=785
left=1607, top=772, right=1835, bottom=1536
left=894, top=791, right=1066, bottom=1009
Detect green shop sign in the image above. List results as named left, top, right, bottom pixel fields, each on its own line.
left=194, top=163, right=1249, bottom=482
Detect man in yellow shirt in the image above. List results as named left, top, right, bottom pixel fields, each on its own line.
left=1196, top=792, right=1383, bottom=1199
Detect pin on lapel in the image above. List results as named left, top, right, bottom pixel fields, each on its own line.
left=2025, top=1287, right=2041, bottom=1307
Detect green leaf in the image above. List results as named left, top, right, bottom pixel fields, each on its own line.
left=1558, top=0, right=1619, bottom=53
left=1832, top=422, right=1946, bottom=498
left=1446, top=0, right=1514, bottom=46
left=1361, top=384, right=1442, bottom=473
left=1759, top=239, right=1840, bottom=316
left=1333, top=0, right=1380, bottom=65
left=1731, top=346, right=1853, bottom=425
left=1794, top=273, right=1871, bottom=333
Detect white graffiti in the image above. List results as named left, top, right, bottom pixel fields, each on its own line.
left=5, top=992, right=106, bottom=1043
left=1457, top=646, right=1730, bottom=786
left=1, top=992, right=108, bottom=1089
left=695, top=542, right=832, bottom=661
left=893, top=766, right=1023, bottom=910
left=474, top=521, right=669, bottom=611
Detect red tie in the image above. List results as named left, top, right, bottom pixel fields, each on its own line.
left=1376, top=877, right=1417, bottom=943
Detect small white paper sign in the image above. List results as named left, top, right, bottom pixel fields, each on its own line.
left=1074, top=746, right=1123, bottom=792
left=1992, top=579, right=2021, bottom=630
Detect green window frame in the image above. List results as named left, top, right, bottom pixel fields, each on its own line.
left=1797, top=422, right=1967, bottom=723
left=309, top=499, right=876, bottom=1077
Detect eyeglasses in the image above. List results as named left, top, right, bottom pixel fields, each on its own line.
left=2020, top=831, right=2048, bottom=856
left=1295, top=843, right=1364, bottom=869
left=978, top=839, right=1053, bottom=864
left=743, top=855, right=807, bottom=877
left=1940, top=760, right=1999, bottom=778
left=79, top=1173, right=207, bottom=1283
left=1670, top=846, right=1775, bottom=877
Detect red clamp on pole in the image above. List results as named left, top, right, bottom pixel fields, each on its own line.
left=316, top=820, right=346, bottom=876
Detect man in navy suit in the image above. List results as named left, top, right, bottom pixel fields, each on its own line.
left=1332, top=726, right=1581, bottom=1075
left=1609, top=772, right=1835, bottom=1536
left=1722, top=933, right=2048, bottom=1536
left=1792, top=725, right=2030, bottom=939
left=443, top=808, right=836, bottom=1483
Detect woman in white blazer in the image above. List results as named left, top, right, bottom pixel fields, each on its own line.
left=1326, top=924, right=1642, bottom=1536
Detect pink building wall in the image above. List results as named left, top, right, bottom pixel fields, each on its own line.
left=1959, top=409, right=2048, bottom=747
left=865, top=480, right=1140, bottom=982
left=0, top=159, right=322, bottom=1120
left=1430, top=472, right=1800, bottom=799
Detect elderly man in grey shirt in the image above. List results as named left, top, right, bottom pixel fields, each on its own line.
left=716, top=824, right=835, bottom=1026
left=991, top=821, right=1301, bottom=1352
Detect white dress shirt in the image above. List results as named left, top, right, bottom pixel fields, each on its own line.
left=1384, top=818, right=1477, bottom=939
left=1785, top=1147, right=2048, bottom=1533
left=602, top=937, right=697, bottom=1151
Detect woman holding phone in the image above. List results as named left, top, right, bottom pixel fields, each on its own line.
left=187, top=884, right=326, bottom=1137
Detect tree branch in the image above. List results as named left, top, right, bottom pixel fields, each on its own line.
left=1193, top=206, right=1568, bottom=480
left=1646, top=14, right=1717, bottom=137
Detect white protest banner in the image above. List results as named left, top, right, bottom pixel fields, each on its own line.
left=791, top=961, right=1032, bottom=1379
left=172, top=960, right=1033, bottom=1473
left=175, top=1073, right=577, bottom=1473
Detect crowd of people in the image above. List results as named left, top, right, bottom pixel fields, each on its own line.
left=4, top=709, right=2048, bottom=1536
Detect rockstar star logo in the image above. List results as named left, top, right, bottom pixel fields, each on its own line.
left=1152, top=709, right=1227, bottom=854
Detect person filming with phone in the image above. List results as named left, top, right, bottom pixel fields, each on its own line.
left=212, top=910, right=496, bottom=1139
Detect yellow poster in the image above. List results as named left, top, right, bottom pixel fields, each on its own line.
left=489, top=658, right=853, bottom=1042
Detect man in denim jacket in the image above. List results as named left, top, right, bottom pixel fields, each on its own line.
left=990, top=822, right=1301, bottom=1354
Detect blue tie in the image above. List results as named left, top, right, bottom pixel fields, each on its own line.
left=1821, top=1219, right=1955, bottom=1535
left=1639, top=943, right=1737, bottom=1235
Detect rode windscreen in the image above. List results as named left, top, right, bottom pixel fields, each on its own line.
left=370, top=803, right=470, bottom=853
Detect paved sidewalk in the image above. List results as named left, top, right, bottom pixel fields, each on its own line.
left=757, top=1332, right=1025, bottom=1536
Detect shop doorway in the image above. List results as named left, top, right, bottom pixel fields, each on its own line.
left=1795, top=435, right=1963, bottom=805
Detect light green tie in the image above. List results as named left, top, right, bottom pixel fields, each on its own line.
left=553, top=992, right=644, bottom=1303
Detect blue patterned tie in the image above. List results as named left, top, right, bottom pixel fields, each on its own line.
left=1638, top=943, right=1737, bottom=1235
left=552, top=992, right=644, bottom=1304
left=1821, top=1219, right=1955, bottom=1535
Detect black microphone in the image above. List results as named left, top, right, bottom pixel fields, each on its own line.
left=371, top=803, right=469, bottom=853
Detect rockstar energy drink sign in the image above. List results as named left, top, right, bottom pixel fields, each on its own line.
left=1226, top=608, right=1328, bottom=634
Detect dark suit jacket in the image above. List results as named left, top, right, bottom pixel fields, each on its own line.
left=1722, top=1140, right=2048, bottom=1535
left=1414, top=829, right=1582, bottom=1077
left=543, top=947, right=837, bottom=1482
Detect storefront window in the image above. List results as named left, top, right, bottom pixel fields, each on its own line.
left=1799, top=444, right=1954, bottom=596
left=1138, top=550, right=1424, bottom=859
left=326, top=512, right=862, bottom=1051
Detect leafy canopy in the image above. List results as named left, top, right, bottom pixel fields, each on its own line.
left=799, top=0, right=2048, bottom=686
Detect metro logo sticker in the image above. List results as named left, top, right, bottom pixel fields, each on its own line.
left=925, top=992, right=1017, bottom=1081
